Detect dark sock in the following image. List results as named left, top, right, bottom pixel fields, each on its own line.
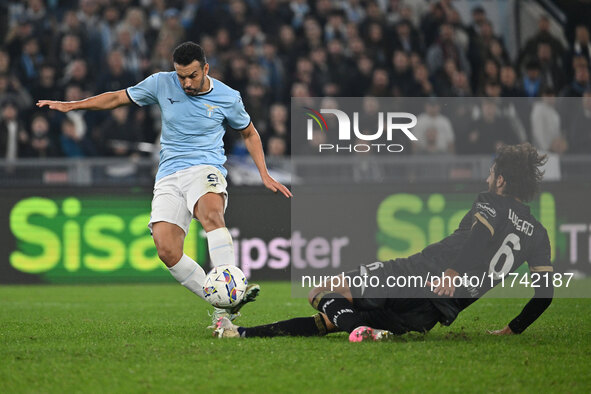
left=313, top=292, right=366, bottom=333
left=238, top=314, right=327, bottom=338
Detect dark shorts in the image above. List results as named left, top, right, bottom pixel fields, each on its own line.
left=344, top=260, right=445, bottom=335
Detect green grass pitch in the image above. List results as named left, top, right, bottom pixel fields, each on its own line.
left=1, top=282, right=590, bottom=393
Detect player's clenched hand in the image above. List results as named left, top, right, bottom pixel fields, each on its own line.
left=487, top=326, right=514, bottom=335
left=261, top=174, right=293, bottom=198
left=36, top=100, right=74, bottom=112
left=427, top=268, right=459, bottom=297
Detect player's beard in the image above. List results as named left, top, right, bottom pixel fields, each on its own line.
left=184, top=77, right=206, bottom=96
left=488, top=179, right=498, bottom=194
left=184, top=87, right=198, bottom=96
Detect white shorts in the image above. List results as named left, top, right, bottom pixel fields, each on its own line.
left=148, top=165, right=228, bottom=235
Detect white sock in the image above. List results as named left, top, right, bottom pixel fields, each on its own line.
left=168, top=254, right=207, bottom=300
left=206, top=227, right=236, bottom=267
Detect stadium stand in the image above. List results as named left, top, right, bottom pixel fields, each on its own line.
left=0, top=0, right=589, bottom=185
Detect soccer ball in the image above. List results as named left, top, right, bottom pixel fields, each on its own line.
left=202, top=264, right=248, bottom=308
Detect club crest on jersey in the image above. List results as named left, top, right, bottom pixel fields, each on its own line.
left=476, top=202, right=496, bottom=217
left=204, top=103, right=220, bottom=117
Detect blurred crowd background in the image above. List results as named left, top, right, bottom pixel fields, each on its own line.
left=1, top=0, right=590, bottom=162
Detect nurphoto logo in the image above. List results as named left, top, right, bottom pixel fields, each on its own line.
left=305, top=107, right=418, bottom=153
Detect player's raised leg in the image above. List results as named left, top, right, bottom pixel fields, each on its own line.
left=193, top=189, right=260, bottom=322
left=152, top=221, right=207, bottom=299
left=214, top=313, right=335, bottom=338
left=194, top=192, right=235, bottom=267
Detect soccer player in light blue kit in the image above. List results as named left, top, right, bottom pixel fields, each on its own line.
left=37, top=42, right=292, bottom=326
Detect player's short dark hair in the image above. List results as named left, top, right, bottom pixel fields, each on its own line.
left=493, top=143, right=547, bottom=202
left=173, top=41, right=207, bottom=67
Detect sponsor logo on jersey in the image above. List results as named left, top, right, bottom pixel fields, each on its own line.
left=476, top=202, right=497, bottom=218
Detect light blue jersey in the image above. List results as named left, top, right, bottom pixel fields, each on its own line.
left=126, top=72, right=251, bottom=181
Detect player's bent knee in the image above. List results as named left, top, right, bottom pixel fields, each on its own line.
left=307, top=274, right=344, bottom=299
left=200, top=210, right=225, bottom=230
left=308, top=286, right=326, bottom=306
left=153, top=235, right=183, bottom=267
left=334, top=284, right=353, bottom=302
left=151, top=222, right=186, bottom=266
left=155, top=244, right=182, bottom=267
left=308, top=277, right=354, bottom=306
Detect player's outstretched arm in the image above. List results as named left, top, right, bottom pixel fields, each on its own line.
left=239, top=122, right=293, bottom=198
left=490, top=230, right=554, bottom=335
left=36, top=89, right=131, bottom=112
left=489, top=277, right=554, bottom=335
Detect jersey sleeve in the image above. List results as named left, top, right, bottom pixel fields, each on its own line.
left=527, top=228, right=553, bottom=273
left=126, top=74, right=159, bottom=107
left=225, top=94, right=251, bottom=130
left=471, top=193, right=501, bottom=237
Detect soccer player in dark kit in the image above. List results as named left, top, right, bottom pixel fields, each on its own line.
left=214, top=143, right=555, bottom=341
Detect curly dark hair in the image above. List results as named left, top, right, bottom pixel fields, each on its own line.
left=172, top=41, right=207, bottom=67
left=493, top=143, right=547, bottom=202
